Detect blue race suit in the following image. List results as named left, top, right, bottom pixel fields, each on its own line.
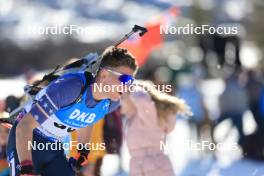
left=7, top=72, right=119, bottom=176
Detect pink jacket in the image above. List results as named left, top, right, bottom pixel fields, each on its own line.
left=124, top=88, right=175, bottom=176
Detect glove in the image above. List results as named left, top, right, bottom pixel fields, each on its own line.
left=19, top=160, right=38, bottom=176
left=69, top=148, right=90, bottom=172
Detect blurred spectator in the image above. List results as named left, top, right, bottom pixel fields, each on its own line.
left=5, top=95, right=20, bottom=113
left=211, top=0, right=250, bottom=68
left=217, top=71, right=249, bottom=144
left=0, top=100, right=7, bottom=119
left=0, top=125, right=9, bottom=175
left=176, top=73, right=213, bottom=144
left=241, top=70, right=264, bottom=160
left=103, top=108, right=123, bottom=155
left=0, top=126, right=8, bottom=158
left=121, top=81, right=190, bottom=176
left=245, top=70, right=264, bottom=132
left=212, top=34, right=241, bottom=67
left=198, top=34, right=213, bottom=69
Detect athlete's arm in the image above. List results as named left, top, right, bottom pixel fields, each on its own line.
left=16, top=112, right=39, bottom=162
left=16, top=75, right=84, bottom=163
left=69, top=126, right=93, bottom=171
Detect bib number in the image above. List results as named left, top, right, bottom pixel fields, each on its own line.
left=54, top=122, right=76, bottom=132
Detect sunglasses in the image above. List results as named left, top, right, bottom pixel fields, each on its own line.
left=103, top=67, right=134, bottom=85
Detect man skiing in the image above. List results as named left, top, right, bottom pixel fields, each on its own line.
left=7, top=46, right=138, bottom=176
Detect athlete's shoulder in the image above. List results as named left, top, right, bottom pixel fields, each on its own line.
left=45, top=73, right=85, bottom=108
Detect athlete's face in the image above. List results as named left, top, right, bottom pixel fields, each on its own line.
left=97, top=66, right=135, bottom=101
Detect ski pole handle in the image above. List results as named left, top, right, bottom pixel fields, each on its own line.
left=114, top=25, right=148, bottom=47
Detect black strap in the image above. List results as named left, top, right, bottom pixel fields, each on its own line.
left=73, top=71, right=95, bottom=104
left=63, top=59, right=86, bottom=70
left=32, top=65, right=61, bottom=88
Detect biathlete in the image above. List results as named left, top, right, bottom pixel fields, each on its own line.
left=6, top=47, right=138, bottom=176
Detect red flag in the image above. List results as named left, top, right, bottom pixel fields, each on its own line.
left=120, top=7, right=180, bottom=66
left=120, top=23, right=163, bottom=66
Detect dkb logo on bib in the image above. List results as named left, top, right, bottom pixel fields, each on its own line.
left=69, top=109, right=96, bottom=124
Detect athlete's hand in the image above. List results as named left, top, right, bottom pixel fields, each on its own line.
left=69, top=148, right=90, bottom=172
left=68, top=154, right=87, bottom=171
left=69, top=157, right=79, bottom=172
